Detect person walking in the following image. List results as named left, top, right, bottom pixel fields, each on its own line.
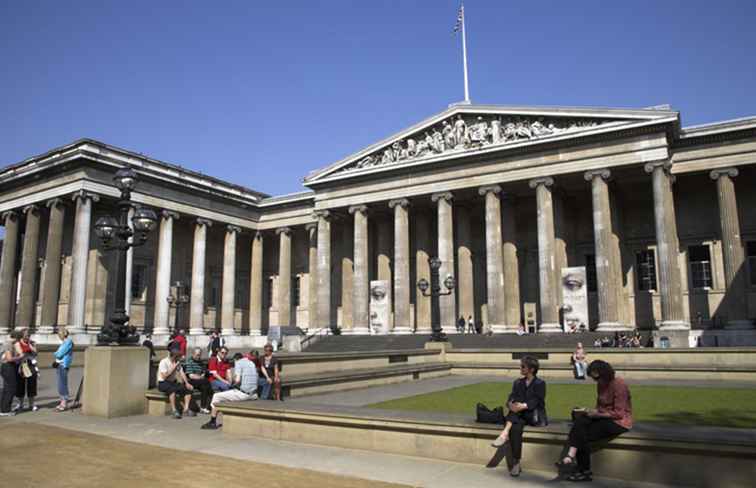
left=14, top=328, right=39, bottom=412
left=53, top=326, right=74, bottom=411
left=457, top=316, right=466, bottom=334
left=556, top=360, right=632, bottom=482
left=467, top=315, right=475, bottom=334
left=1, top=332, right=23, bottom=416
left=491, top=356, right=548, bottom=477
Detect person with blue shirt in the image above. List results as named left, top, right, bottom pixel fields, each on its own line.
left=53, top=326, right=74, bottom=411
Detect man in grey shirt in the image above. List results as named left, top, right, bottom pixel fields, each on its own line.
left=201, top=351, right=258, bottom=430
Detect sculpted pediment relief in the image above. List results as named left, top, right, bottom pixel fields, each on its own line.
left=337, top=113, right=623, bottom=175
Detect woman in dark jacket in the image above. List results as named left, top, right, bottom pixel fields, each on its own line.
left=491, top=356, right=547, bottom=477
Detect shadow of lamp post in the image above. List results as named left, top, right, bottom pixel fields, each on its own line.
left=167, top=281, right=190, bottom=333
left=94, top=168, right=158, bottom=345
left=416, top=256, right=455, bottom=342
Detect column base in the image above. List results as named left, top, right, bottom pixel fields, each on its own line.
left=414, top=327, right=432, bottom=335
left=247, top=330, right=263, bottom=337
left=36, top=325, right=54, bottom=335
left=441, top=325, right=457, bottom=334
left=189, top=327, right=206, bottom=336
left=538, top=323, right=562, bottom=333
left=596, top=322, right=633, bottom=332
left=343, top=327, right=369, bottom=335
left=152, top=327, right=170, bottom=336
left=221, top=328, right=235, bottom=337
left=392, top=326, right=413, bottom=335
left=659, top=320, right=690, bottom=331
left=725, top=319, right=754, bottom=330
left=490, top=325, right=519, bottom=334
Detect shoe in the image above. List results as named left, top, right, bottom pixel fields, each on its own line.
left=566, top=471, right=592, bottom=482
left=491, top=434, right=508, bottom=448
left=201, top=420, right=219, bottom=430
left=173, top=411, right=182, bottom=419
left=185, top=410, right=197, bottom=417
left=509, top=463, right=521, bottom=477
left=31, top=405, right=39, bottom=412
left=200, top=408, right=211, bottom=415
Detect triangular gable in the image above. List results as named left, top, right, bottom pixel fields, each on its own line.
left=304, top=104, right=678, bottom=185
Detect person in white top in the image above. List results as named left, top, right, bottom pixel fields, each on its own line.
left=157, top=348, right=194, bottom=419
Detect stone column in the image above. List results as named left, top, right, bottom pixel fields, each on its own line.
left=39, top=199, right=66, bottom=333
left=431, top=192, right=456, bottom=332
left=221, top=225, right=240, bottom=335
left=529, top=177, right=560, bottom=332
left=455, top=205, right=475, bottom=329
left=314, top=211, right=332, bottom=329
left=349, top=206, right=369, bottom=334
left=480, top=185, right=505, bottom=331
left=68, top=191, right=98, bottom=334
left=189, top=218, right=211, bottom=335
left=152, top=210, right=178, bottom=335
left=16, top=205, right=41, bottom=329
left=305, top=224, right=318, bottom=330
left=389, top=198, right=411, bottom=333
left=275, top=227, right=292, bottom=326
left=0, top=211, right=20, bottom=333
left=710, top=168, right=750, bottom=328
left=645, top=161, right=688, bottom=329
left=501, top=195, right=521, bottom=329
left=585, top=170, right=626, bottom=331
left=414, top=211, right=432, bottom=333
left=249, top=231, right=264, bottom=336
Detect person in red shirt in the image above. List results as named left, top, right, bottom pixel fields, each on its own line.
left=173, top=329, right=187, bottom=357
left=207, top=347, right=233, bottom=391
left=557, top=360, right=632, bottom=482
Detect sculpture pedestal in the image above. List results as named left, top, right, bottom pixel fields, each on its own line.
left=82, top=346, right=149, bottom=418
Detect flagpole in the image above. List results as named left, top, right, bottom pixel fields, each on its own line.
left=461, top=5, right=470, bottom=103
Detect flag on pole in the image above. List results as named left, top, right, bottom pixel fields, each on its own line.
left=453, top=4, right=464, bottom=33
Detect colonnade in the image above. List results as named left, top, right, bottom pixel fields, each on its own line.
left=0, top=163, right=750, bottom=336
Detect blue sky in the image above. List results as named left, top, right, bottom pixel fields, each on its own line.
left=1, top=1, right=754, bottom=196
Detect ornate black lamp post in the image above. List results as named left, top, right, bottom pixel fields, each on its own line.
left=167, top=281, right=190, bottom=333
left=94, top=168, right=157, bottom=345
left=417, top=257, right=456, bottom=342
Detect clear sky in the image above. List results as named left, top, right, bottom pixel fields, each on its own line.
left=1, top=1, right=754, bottom=197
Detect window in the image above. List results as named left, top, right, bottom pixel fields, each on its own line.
left=689, top=245, right=713, bottom=289
left=208, top=273, right=220, bottom=307
left=585, top=255, right=597, bottom=292
left=131, top=265, right=147, bottom=299
left=293, top=276, right=301, bottom=307
left=636, top=250, right=657, bottom=291
left=747, top=242, right=756, bottom=286
left=265, top=278, right=274, bottom=308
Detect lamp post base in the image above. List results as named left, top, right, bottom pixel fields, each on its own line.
left=97, top=323, right=141, bottom=346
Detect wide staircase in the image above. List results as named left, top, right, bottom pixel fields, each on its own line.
left=304, top=331, right=648, bottom=352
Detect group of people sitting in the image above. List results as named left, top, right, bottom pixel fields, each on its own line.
left=593, top=331, right=645, bottom=348
left=156, top=339, right=281, bottom=430
left=490, top=355, right=632, bottom=482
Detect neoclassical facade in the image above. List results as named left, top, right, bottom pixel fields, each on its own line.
left=1, top=104, right=755, bottom=344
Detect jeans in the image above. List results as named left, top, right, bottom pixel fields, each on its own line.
left=211, top=379, right=233, bottom=392
left=573, top=361, right=587, bottom=379
left=567, top=416, right=628, bottom=471
left=1, top=363, right=17, bottom=413
left=258, top=377, right=272, bottom=400
left=56, top=366, right=70, bottom=401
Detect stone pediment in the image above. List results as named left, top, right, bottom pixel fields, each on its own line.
left=305, top=104, right=678, bottom=184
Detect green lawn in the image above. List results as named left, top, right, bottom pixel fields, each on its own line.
left=368, top=382, right=756, bottom=429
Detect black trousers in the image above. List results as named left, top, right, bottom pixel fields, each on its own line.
left=567, top=416, right=628, bottom=471
left=1, top=363, right=18, bottom=413
left=505, top=411, right=534, bottom=461
left=188, top=377, right=213, bottom=409
left=16, top=366, right=38, bottom=399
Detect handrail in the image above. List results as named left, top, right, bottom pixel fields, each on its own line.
left=300, top=326, right=332, bottom=349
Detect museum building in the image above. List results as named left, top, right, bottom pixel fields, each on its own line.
left=1, top=104, right=755, bottom=345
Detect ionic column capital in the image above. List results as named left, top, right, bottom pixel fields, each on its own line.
left=1, top=210, right=18, bottom=222
left=643, top=160, right=673, bottom=174
left=226, top=224, right=241, bottom=234
left=478, top=185, right=502, bottom=196
left=304, top=222, right=318, bottom=232
left=22, top=204, right=40, bottom=215
left=431, top=191, right=454, bottom=203
left=72, top=190, right=100, bottom=203
left=348, top=205, right=368, bottom=215
left=253, top=230, right=265, bottom=241
left=710, top=167, right=739, bottom=180
left=46, top=198, right=66, bottom=209
left=528, top=176, right=554, bottom=189
left=388, top=198, right=410, bottom=209
left=276, top=226, right=292, bottom=236
left=313, top=210, right=332, bottom=221
left=584, top=169, right=611, bottom=182
left=195, top=217, right=213, bottom=227
left=161, top=210, right=180, bottom=220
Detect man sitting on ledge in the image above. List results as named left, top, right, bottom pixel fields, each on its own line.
left=208, top=346, right=233, bottom=391
left=201, top=349, right=259, bottom=430
left=157, top=347, right=194, bottom=419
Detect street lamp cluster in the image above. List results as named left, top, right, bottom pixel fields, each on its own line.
left=417, top=257, right=456, bottom=342
left=94, top=168, right=157, bottom=345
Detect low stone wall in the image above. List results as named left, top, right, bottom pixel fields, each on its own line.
left=220, top=402, right=756, bottom=488
left=276, top=349, right=441, bottom=376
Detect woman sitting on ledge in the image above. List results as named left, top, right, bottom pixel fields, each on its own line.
left=491, top=356, right=547, bottom=477
left=557, top=359, right=632, bottom=482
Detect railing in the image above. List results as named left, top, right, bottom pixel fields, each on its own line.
left=300, top=327, right=332, bottom=350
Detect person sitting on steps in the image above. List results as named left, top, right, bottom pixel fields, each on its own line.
left=208, top=346, right=233, bottom=391
left=202, top=350, right=259, bottom=430
left=491, top=356, right=548, bottom=477
left=157, top=347, right=194, bottom=419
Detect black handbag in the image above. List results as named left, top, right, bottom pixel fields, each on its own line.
left=51, top=361, right=59, bottom=369
left=476, top=403, right=504, bottom=424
